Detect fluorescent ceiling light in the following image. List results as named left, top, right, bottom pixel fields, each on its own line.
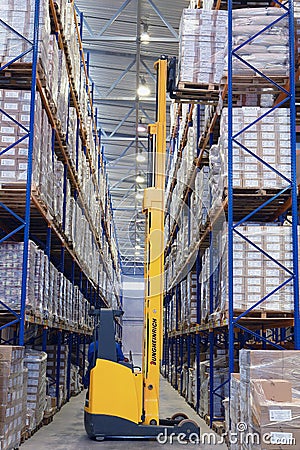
left=136, top=153, right=146, bottom=163
left=136, top=175, right=145, bottom=183
left=137, top=76, right=150, bottom=96
left=136, top=192, right=143, bottom=200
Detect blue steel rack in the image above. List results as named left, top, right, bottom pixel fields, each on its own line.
left=163, top=0, right=299, bottom=433
left=0, top=0, right=121, bottom=408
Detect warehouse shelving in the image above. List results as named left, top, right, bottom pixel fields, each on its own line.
left=163, top=0, right=299, bottom=432
left=0, top=0, right=121, bottom=412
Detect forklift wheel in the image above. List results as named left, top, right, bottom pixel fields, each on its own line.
left=95, top=436, right=105, bottom=441
left=171, top=412, right=189, bottom=422
left=177, top=419, right=199, bottom=436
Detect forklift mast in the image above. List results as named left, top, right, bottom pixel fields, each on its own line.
left=142, top=57, right=167, bottom=426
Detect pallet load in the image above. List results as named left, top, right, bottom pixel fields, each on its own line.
left=46, top=345, right=68, bottom=408
left=211, top=223, right=295, bottom=320
left=24, top=350, right=47, bottom=432
left=210, top=107, right=291, bottom=210
left=178, top=9, right=227, bottom=86
left=0, top=346, right=25, bottom=450
left=231, top=8, right=289, bottom=77
left=237, top=350, right=300, bottom=450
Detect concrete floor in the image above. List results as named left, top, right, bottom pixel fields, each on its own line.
left=21, top=377, right=227, bottom=449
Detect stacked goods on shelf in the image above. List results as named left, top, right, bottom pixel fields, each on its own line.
left=212, top=223, right=295, bottom=317
left=230, top=8, right=289, bottom=77
left=0, top=346, right=25, bottom=450
left=46, top=345, right=68, bottom=407
left=199, top=248, right=210, bottom=323
left=230, top=374, right=241, bottom=450
left=165, top=165, right=209, bottom=291
left=0, top=241, right=93, bottom=331
left=0, top=241, right=36, bottom=314
left=199, top=354, right=229, bottom=418
left=70, top=364, right=82, bottom=396
left=210, top=107, right=291, bottom=210
left=24, top=350, right=47, bottom=431
left=0, top=0, right=121, bottom=303
left=238, top=350, right=300, bottom=449
left=0, top=0, right=50, bottom=70
left=178, top=9, right=227, bottom=85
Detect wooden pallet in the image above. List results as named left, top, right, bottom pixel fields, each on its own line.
left=222, top=187, right=291, bottom=222
left=221, top=74, right=289, bottom=96
left=174, top=81, right=220, bottom=104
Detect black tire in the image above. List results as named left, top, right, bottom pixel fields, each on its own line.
left=171, top=412, right=189, bottom=422
left=177, top=419, right=199, bottom=436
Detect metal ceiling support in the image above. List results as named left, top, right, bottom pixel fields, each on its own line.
left=94, top=97, right=157, bottom=102
left=75, top=4, right=94, bottom=37
left=141, top=60, right=156, bottom=82
left=97, top=0, right=133, bottom=37
left=105, top=58, right=136, bottom=97
left=84, top=36, right=179, bottom=42
left=109, top=106, right=135, bottom=137
left=146, top=0, right=179, bottom=38
left=102, top=137, right=148, bottom=141
left=108, top=141, right=135, bottom=168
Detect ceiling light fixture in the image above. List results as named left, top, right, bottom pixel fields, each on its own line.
left=136, top=174, right=145, bottom=183
left=136, top=191, right=143, bottom=200
left=141, top=22, right=150, bottom=44
left=136, top=152, right=146, bottom=163
left=137, top=76, right=150, bottom=97
left=137, top=119, right=147, bottom=133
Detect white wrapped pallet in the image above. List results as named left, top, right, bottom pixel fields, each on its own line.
left=178, top=9, right=227, bottom=85
left=24, top=350, right=47, bottom=430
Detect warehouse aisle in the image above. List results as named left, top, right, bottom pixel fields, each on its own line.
left=21, top=377, right=227, bottom=449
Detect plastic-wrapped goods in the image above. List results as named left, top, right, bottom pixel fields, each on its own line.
left=178, top=9, right=227, bottom=85
left=57, top=50, right=69, bottom=136
left=231, top=8, right=289, bottom=77
left=230, top=374, right=241, bottom=450
left=0, top=0, right=50, bottom=71
left=45, top=345, right=68, bottom=406
left=0, top=90, right=42, bottom=184
left=24, top=350, right=47, bottom=430
left=210, top=107, right=291, bottom=209
left=70, top=364, right=82, bottom=396
left=239, top=350, right=300, bottom=449
left=213, top=223, right=295, bottom=315
left=0, top=241, right=37, bottom=314
left=199, top=356, right=229, bottom=418
left=0, top=346, right=24, bottom=450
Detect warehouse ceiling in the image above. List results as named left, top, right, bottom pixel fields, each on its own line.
left=75, top=0, right=186, bottom=274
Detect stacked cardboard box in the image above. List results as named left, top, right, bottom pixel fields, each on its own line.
left=24, top=350, right=47, bottom=430
left=238, top=350, right=300, bottom=450
left=46, top=345, right=69, bottom=407
left=217, top=224, right=294, bottom=314
left=199, top=355, right=229, bottom=418
left=0, top=241, right=93, bottom=332
left=230, top=373, right=241, bottom=450
left=0, top=0, right=50, bottom=72
left=0, top=346, right=24, bottom=450
left=210, top=107, right=291, bottom=209
left=0, top=241, right=36, bottom=314
left=178, top=9, right=227, bottom=85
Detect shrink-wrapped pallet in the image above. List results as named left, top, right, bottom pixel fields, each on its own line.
left=178, top=9, right=227, bottom=85
left=0, top=346, right=24, bottom=450
left=230, top=8, right=289, bottom=77
left=24, top=350, right=47, bottom=429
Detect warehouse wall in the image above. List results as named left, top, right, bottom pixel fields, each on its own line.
left=121, top=275, right=145, bottom=367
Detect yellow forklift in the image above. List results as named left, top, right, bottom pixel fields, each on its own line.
left=84, top=57, right=199, bottom=440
